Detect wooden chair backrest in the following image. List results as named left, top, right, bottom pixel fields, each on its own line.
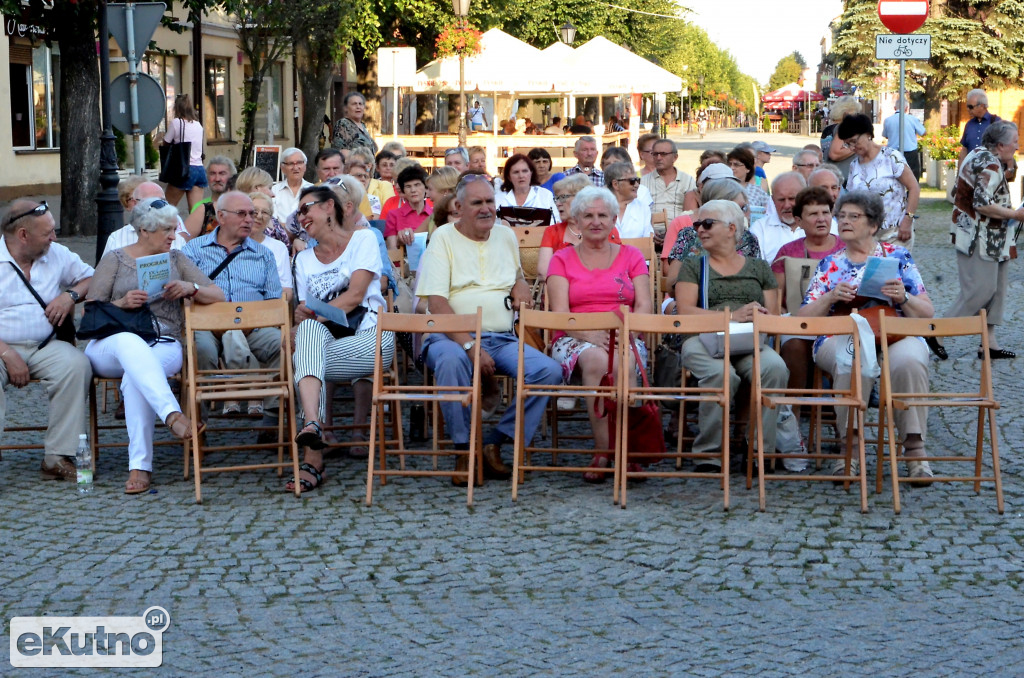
left=185, top=298, right=291, bottom=333
left=517, top=226, right=547, bottom=281
left=624, top=309, right=730, bottom=337
left=376, top=307, right=483, bottom=337
left=518, top=307, right=624, bottom=334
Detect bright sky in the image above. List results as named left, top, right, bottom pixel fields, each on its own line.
left=681, top=0, right=844, bottom=86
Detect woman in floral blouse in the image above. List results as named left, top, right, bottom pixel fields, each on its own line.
left=797, top=190, right=935, bottom=481
left=940, top=120, right=1024, bottom=360
left=331, top=92, right=378, bottom=155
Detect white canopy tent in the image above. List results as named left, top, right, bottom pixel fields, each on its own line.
left=568, top=36, right=682, bottom=95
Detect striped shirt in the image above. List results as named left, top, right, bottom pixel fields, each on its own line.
left=182, top=228, right=282, bottom=302
left=0, top=237, right=94, bottom=344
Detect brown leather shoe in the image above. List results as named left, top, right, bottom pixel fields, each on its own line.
left=452, top=454, right=472, bottom=487
left=482, top=444, right=511, bottom=480
left=40, top=456, right=77, bottom=481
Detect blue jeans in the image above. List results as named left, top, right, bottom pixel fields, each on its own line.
left=422, top=332, right=562, bottom=445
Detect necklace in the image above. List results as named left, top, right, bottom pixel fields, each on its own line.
left=566, top=224, right=582, bottom=240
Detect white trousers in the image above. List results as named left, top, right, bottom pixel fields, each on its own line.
left=85, top=333, right=183, bottom=472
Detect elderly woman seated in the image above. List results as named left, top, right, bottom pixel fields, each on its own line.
left=675, top=199, right=788, bottom=472
left=605, top=161, right=653, bottom=239
left=537, top=174, right=621, bottom=280
left=797, top=190, right=934, bottom=480
left=546, top=186, right=653, bottom=482
left=85, top=198, right=224, bottom=494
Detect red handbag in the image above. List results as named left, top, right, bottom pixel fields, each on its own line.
left=598, top=329, right=666, bottom=464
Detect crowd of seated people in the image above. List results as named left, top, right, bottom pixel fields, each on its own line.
left=5, top=120, right=1003, bottom=495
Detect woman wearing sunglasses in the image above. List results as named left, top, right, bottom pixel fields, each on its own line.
left=84, top=198, right=224, bottom=494
left=606, top=162, right=653, bottom=239
left=288, top=180, right=395, bottom=492
left=675, top=199, right=788, bottom=474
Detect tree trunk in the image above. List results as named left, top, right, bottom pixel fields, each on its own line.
left=239, top=72, right=264, bottom=171
left=358, top=49, right=381, bottom=136
left=57, top=8, right=101, bottom=236
left=295, top=42, right=333, bottom=182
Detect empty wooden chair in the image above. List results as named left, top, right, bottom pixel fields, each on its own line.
left=878, top=311, right=1003, bottom=514
left=183, top=299, right=300, bottom=503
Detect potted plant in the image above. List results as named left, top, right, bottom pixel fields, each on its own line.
left=435, top=23, right=483, bottom=59
left=919, top=125, right=960, bottom=190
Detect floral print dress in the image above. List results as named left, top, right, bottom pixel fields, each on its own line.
left=847, top=147, right=909, bottom=243
left=952, top=146, right=1015, bottom=262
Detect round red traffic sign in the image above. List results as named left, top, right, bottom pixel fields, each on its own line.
left=878, top=0, right=929, bottom=33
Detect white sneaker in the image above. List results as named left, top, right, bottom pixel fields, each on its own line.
left=907, top=459, right=934, bottom=482
left=557, top=397, right=577, bottom=411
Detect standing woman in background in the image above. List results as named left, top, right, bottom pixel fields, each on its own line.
left=162, top=95, right=207, bottom=212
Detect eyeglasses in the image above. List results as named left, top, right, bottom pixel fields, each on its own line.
left=298, top=200, right=326, bottom=216
left=253, top=209, right=272, bottom=218
left=651, top=151, right=676, bottom=158
left=837, top=211, right=865, bottom=221
left=220, top=209, right=258, bottom=219
left=794, top=162, right=820, bottom=168
left=842, top=135, right=869, bottom=150
left=639, top=148, right=653, bottom=155
left=693, top=218, right=725, bottom=230
left=727, top=161, right=747, bottom=169
left=967, top=103, right=986, bottom=110
left=615, top=177, right=641, bottom=186
left=554, top=193, right=572, bottom=201
left=282, top=160, right=306, bottom=167
left=7, top=201, right=48, bottom=224
left=456, top=173, right=491, bottom=191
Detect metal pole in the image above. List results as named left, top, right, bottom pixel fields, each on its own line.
left=96, top=0, right=123, bottom=262
left=392, top=50, right=399, bottom=138
left=898, top=59, right=906, bottom=156
left=458, top=51, right=466, bottom=146
left=125, top=2, right=144, bottom=174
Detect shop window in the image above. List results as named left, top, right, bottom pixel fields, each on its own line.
left=9, top=42, right=60, bottom=150
left=204, top=56, right=230, bottom=141
left=141, top=52, right=183, bottom=136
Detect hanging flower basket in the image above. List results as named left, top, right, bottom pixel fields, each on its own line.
left=435, top=24, right=484, bottom=59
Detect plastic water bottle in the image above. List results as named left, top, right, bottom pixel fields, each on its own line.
left=76, top=433, right=93, bottom=495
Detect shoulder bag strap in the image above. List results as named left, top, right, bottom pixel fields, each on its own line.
left=7, top=261, right=57, bottom=347
left=698, top=255, right=709, bottom=310
left=208, top=247, right=243, bottom=281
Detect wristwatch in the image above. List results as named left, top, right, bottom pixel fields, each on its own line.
left=188, top=282, right=200, bottom=298
left=462, top=340, right=476, bottom=352
left=65, top=289, right=80, bottom=303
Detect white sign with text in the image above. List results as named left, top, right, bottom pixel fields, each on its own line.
left=875, top=34, right=932, bottom=60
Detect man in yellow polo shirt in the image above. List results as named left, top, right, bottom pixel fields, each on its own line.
left=417, top=174, right=562, bottom=482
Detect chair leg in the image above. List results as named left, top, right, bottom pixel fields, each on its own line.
left=89, top=380, right=99, bottom=474
left=989, top=408, right=1003, bottom=514
left=366, top=399, right=380, bottom=506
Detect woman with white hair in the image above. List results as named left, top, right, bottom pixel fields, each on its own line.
left=675, top=199, right=788, bottom=473
left=272, top=147, right=314, bottom=223
left=84, top=198, right=225, bottom=494
left=288, top=178, right=396, bottom=492
left=546, top=186, right=653, bottom=483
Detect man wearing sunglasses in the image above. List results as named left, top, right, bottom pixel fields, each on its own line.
left=957, top=89, right=1014, bottom=182
left=183, top=191, right=284, bottom=425
left=0, top=200, right=94, bottom=481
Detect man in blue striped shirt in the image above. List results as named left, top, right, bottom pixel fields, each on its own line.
left=183, top=191, right=283, bottom=423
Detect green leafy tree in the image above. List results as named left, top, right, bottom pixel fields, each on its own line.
left=768, top=53, right=805, bottom=91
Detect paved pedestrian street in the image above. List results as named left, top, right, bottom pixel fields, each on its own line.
left=4, top=145, right=1024, bottom=674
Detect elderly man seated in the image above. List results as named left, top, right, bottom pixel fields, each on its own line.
left=417, top=175, right=562, bottom=483
left=103, top=181, right=190, bottom=256
left=0, top=200, right=93, bottom=480
left=749, top=171, right=814, bottom=263
left=183, top=191, right=283, bottom=427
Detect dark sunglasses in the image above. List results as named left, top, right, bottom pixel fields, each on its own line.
left=967, top=103, right=986, bottom=110
left=298, top=199, right=326, bottom=216
left=145, top=199, right=169, bottom=210
left=444, top=148, right=465, bottom=157
left=616, top=177, right=641, bottom=186
left=8, top=201, right=48, bottom=224
left=693, top=218, right=723, bottom=230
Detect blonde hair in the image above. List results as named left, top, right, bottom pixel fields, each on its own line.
left=393, top=157, right=421, bottom=178
left=248, top=192, right=272, bottom=211
left=235, top=167, right=274, bottom=194
left=829, top=95, right=862, bottom=123
left=428, top=166, right=461, bottom=192
left=118, top=175, right=147, bottom=209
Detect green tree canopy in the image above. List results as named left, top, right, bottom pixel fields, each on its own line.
left=768, top=53, right=805, bottom=91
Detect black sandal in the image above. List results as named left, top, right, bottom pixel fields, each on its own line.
left=287, top=462, right=324, bottom=493
left=926, top=337, right=948, bottom=360
left=295, top=420, right=328, bottom=449
left=979, top=347, right=1016, bottom=360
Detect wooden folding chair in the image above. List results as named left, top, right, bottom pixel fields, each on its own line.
left=878, top=311, right=1003, bottom=514
left=749, top=314, right=869, bottom=512
left=619, top=309, right=733, bottom=509
left=365, top=308, right=484, bottom=505
left=512, top=308, right=625, bottom=503
left=621, top=236, right=659, bottom=307
left=183, top=299, right=300, bottom=503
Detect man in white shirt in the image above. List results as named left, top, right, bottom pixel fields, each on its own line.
left=749, top=171, right=811, bottom=263
left=640, top=139, right=696, bottom=223
left=102, top=182, right=189, bottom=257
left=0, top=200, right=93, bottom=481
left=272, top=147, right=314, bottom=223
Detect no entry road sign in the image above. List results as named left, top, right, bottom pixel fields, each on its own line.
left=878, top=0, right=929, bottom=34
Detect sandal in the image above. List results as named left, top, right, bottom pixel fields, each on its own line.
left=348, top=433, right=369, bottom=459
left=285, top=462, right=325, bottom=493
left=295, top=420, right=328, bottom=450
left=125, top=470, right=152, bottom=495
left=165, top=411, right=194, bottom=440
left=583, top=454, right=611, bottom=484
left=979, top=347, right=1016, bottom=360
left=626, top=462, right=647, bottom=483
left=40, top=457, right=77, bottom=481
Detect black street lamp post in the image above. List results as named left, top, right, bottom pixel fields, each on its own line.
left=96, top=0, right=122, bottom=262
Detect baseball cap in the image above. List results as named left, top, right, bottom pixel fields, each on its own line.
left=751, top=141, right=777, bottom=154
left=697, top=163, right=738, bottom=185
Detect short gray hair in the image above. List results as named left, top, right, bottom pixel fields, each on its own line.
left=652, top=138, right=677, bottom=153
left=699, top=199, right=747, bottom=242
left=454, top=173, right=494, bottom=205
left=349, top=146, right=375, bottom=168
left=810, top=164, right=844, bottom=187
left=966, top=88, right=988, bottom=106
left=574, top=135, right=597, bottom=151
left=836, top=190, right=885, bottom=234
left=552, top=173, right=591, bottom=196
left=325, top=174, right=366, bottom=211
left=700, top=178, right=745, bottom=204
left=381, top=140, right=406, bottom=157
left=131, top=197, right=179, bottom=233
left=445, top=147, right=469, bottom=165
left=828, top=95, right=862, bottom=122
left=569, top=186, right=618, bottom=221
left=281, top=147, right=306, bottom=164
left=207, top=155, right=236, bottom=174
left=793, top=149, right=818, bottom=165
left=771, top=171, right=806, bottom=195
left=603, top=161, right=635, bottom=184
left=982, top=120, right=1018, bottom=150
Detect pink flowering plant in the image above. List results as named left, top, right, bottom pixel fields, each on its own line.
left=435, top=24, right=483, bottom=59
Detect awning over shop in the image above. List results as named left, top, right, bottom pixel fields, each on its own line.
left=762, top=82, right=825, bottom=103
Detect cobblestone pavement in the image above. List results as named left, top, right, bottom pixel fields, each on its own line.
left=4, top=130, right=1024, bottom=675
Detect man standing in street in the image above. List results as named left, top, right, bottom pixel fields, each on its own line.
left=640, top=138, right=696, bottom=222
left=0, top=200, right=93, bottom=481
left=883, top=99, right=926, bottom=180
left=565, top=136, right=604, bottom=187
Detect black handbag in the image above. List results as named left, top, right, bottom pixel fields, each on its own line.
left=158, top=119, right=191, bottom=187
left=323, top=305, right=369, bottom=339
left=77, top=301, right=162, bottom=344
